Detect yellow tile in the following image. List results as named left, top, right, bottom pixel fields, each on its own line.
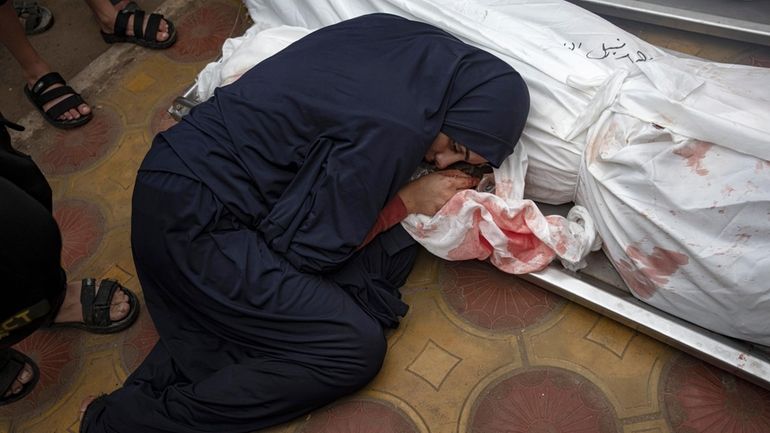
left=585, top=316, right=637, bottom=358
left=100, top=263, right=135, bottom=286
left=124, top=72, right=157, bottom=93
left=525, top=305, right=672, bottom=418
left=373, top=289, right=522, bottom=433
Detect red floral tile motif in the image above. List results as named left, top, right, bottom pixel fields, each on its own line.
left=36, top=110, right=121, bottom=176
left=663, top=355, right=770, bottom=433
left=53, top=200, right=105, bottom=271
left=120, top=304, right=159, bottom=373
left=471, top=368, right=620, bottom=433
left=440, top=260, right=565, bottom=332
left=297, top=399, right=418, bottom=433
left=0, top=331, right=80, bottom=417
left=164, top=2, right=243, bottom=63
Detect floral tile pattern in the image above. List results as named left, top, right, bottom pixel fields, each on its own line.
left=1, top=1, right=768, bottom=432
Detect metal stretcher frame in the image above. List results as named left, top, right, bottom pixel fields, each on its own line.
left=168, top=75, right=770, bottom=395
left=523, top=253, right=770, bottom=391
left=567, top=0, right=770, bottom=47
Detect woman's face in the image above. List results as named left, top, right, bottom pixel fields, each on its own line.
left=425, top=132, right=488, bottom=169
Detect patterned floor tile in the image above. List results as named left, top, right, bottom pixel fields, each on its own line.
left=662, top=355, right=770, bottom=433
left=439, top=260, right=566, bottom=332
left=25, top=108, right=122, bottom=177
left=296, top=398, right=420, bottom=433
left=163, top=1, right=250, bottom=63
left=1, top=330, right=82, bottom=419
left=3, top=2, right=770, bottom=432
left=470, top=367, right=621, bottom=433
left=53, top=199, right=106, bottom=272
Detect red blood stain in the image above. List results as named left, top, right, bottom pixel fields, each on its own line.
left=737, top=233, right=751, bottom=243
left=722, top=185, right=736, bottom=196
left=502, top=231, right=543, bottom=264
left=442, top=193, right=467, bottom=216
left=756, top=161, right=770, bottom=171
left=673, top=140, right=712, bottom=176
left=615, top=245, right=689, bottom=299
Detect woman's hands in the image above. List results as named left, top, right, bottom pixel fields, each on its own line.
left=398, top=170, right=479, bottom=216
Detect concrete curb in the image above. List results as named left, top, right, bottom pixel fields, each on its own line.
left=14, top=0, right=197, bottom=142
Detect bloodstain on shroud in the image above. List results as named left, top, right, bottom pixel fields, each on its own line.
left=442, top=193, right=557, bottom=274
left=673, top=140, right=712, bottom=176
left=615, top=244, right=689, bottom=299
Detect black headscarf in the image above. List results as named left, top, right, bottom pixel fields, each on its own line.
left=157, top=13, right=529, bottom=272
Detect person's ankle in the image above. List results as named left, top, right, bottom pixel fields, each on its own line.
left=23, top=63, right=52, bottom=87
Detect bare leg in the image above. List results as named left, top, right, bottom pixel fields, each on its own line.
left=83, top=0, right=170, bottom=41
left=0, top=1, right=90, bottom=121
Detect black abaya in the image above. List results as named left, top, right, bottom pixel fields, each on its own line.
left=83, top=13, right=528, bottom=433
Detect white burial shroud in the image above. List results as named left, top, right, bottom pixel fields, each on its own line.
left=195, top=0, right=770, bottom=346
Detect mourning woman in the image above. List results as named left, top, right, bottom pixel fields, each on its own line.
left=80, top=13, right=529, bottom=432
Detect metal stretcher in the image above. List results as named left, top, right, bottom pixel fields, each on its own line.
left=167, top=13, right=770, bottom=389
left=569, top=0, right=770, bottom=47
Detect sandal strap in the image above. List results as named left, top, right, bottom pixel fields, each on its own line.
left=80, top=278, right=98, bottom=327
left=44, top=93, right=86, bottom=120
left=132, top=9, right=145, bottom=40
left=29, top=71, right=65, bottom=96
left=26, top=73, right=86, bottom=119
left=114, top=9, right=131, bottom=37
left=144, top=13, right=163, bottom=43
left=31, top=84, right=74, bottom=105
left=90, top=279, right=121, bottom=327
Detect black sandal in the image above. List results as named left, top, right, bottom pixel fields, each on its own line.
left=100, top=6, right=177, bottom=49
left=24, top=72, right=92, bottom=130
left=0, top=349, right=39, bottom=407
left=50, top=279, right=140, bottom=334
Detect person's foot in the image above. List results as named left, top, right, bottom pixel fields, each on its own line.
left=53, top=280, right=130, bottom=325
left=25, top=68, right=91, bottom=122
left=97, top=0, right=170, bottom=42
left=2, top=363, right=34, bottom=399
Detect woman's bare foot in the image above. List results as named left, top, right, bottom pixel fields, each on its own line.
left=2, top=363, right=34, bottom=398
left=90, top=0, right=171, bottom=42
left=80, top=395, right=98, bottom=421
left=53, top=280, right=130, bottom=325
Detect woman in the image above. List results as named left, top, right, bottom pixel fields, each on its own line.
left=79, top=13, right=529, bottom=432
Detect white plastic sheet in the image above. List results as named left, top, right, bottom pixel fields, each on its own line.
left=198, top=0, right=770, bottom=345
